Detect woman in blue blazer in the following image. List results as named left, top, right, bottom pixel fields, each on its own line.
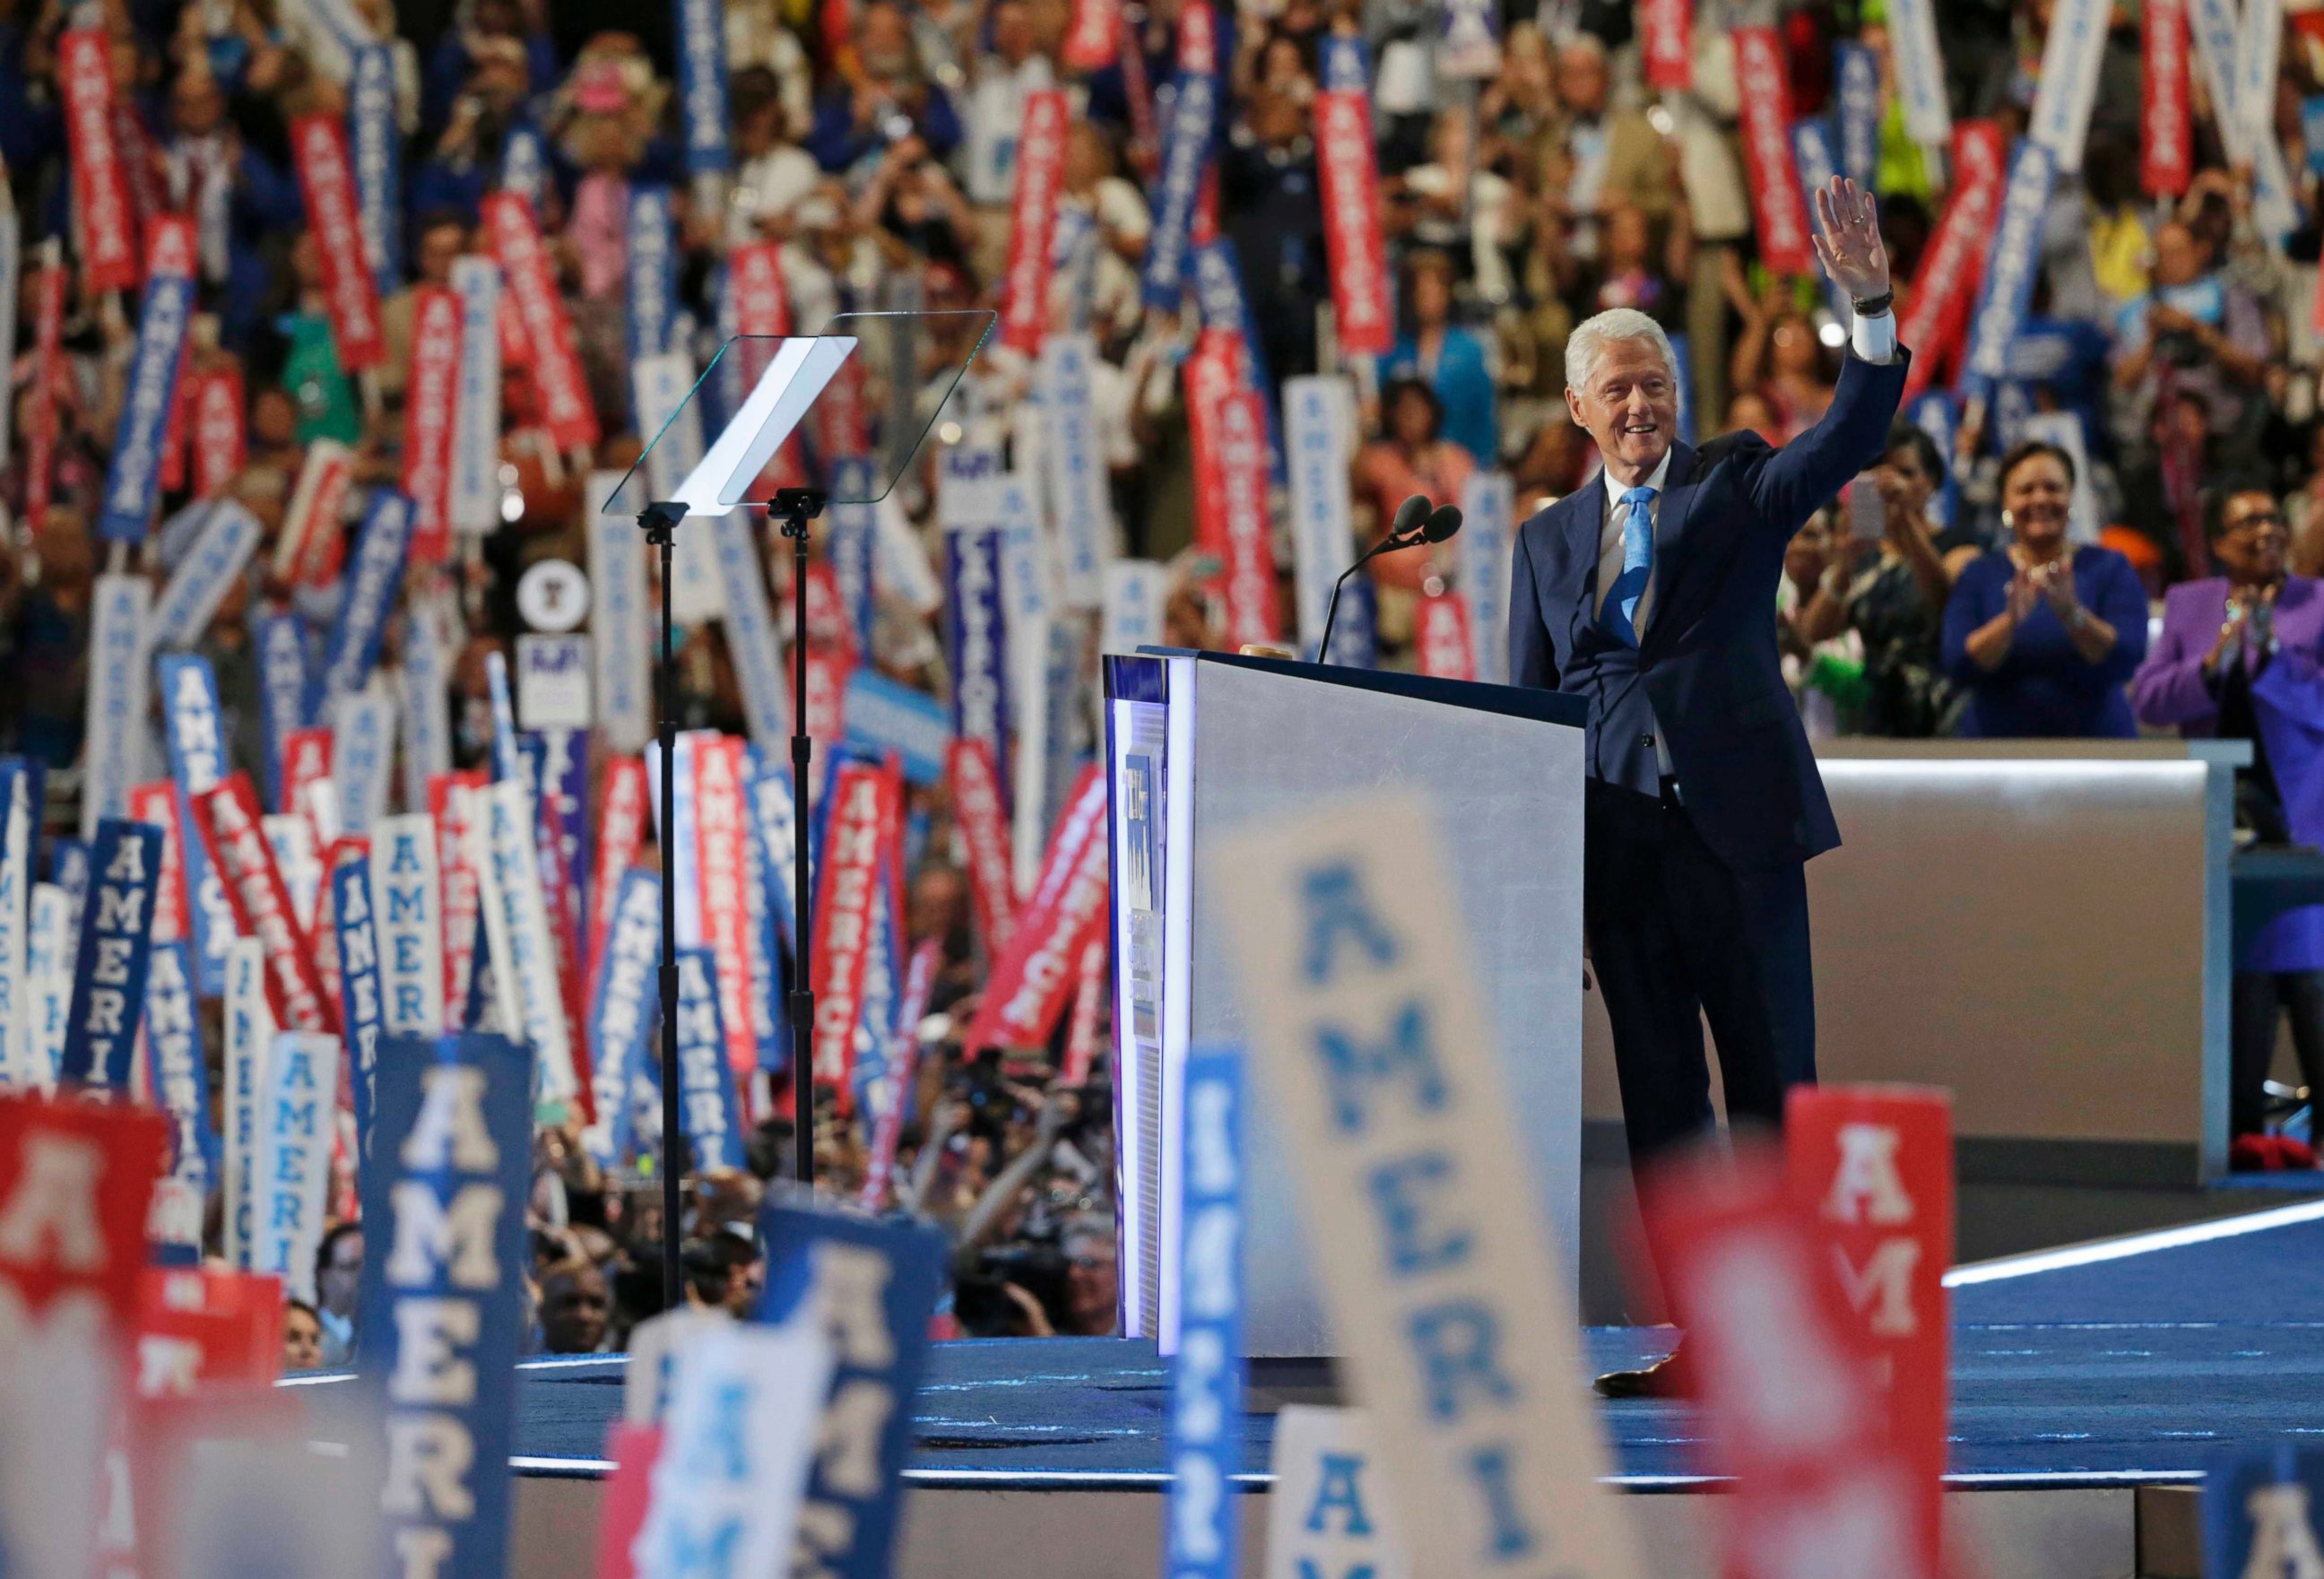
left=1941, top=440, right=2150, bottom=737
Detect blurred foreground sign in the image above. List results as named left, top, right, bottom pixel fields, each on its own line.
left=1205, top=793, right=1642, bottom=1579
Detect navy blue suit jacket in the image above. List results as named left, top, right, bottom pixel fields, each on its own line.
left=1508, top=350, right=1911, bottom=872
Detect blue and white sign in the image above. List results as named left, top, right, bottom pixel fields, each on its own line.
left=333, top=855, right=384, bottom=1147
left=0, top=760, right=30, bottom=1088
left=143, top=940, right=217, bottom=1250
left=746, top=750, right=802, bottom=950
left=1101, top=560, right=1168, bottom=657
left=674, top=948, right=746, bottom=1171
left=2025, top=0, right=2112, bottom=172
left=709, top=510, right=793, bottom=749
left=741, top=791, right=786, bottom=1076
left=316, top=490, right=417, bottom=712
left=945, top=526, right=1011, bottom=759
left=1204, top=794, right=1643, bottom=1579
left=501, top=126, right=547, bottom=206
left=1263, top=1409, right=1414, bottom=1579
left=829, top=457, right=880, bottom=651
left=221, top=938, right=273, bottom=1268
left=332, top=686, right=395, bottom=838
left=1833, top=43, right=1881, bottom=190
left=449, top=256, right=504, bottom=534
left=1166, top=1046, right=1247, bottom=1579
left=627, top=186, right=678, bottom=362
left=1909, top=392, right=1960, bottom=529
left=587, top=487, right=654, bottom=753
left=22, top=883, right=67, bottom=1089
left=673, top=0, right=731, bottom=176
left=147, top=501, right=262, bottom=652
left=485, top=648, right=523, bottom=785
left=757, top=1205, right=950, bottom=1579
left=477, top=779, right=580, bottom=1105
left=371, top=815, right=444, bottom=1038
left=1960, top=141, right=2058, bottom=398
left=1789, top=121, right=1850, bottom=323
left=1140, top=36, right=1218, bottom=310
left=359, top=1030, right=534, bottom=1579
left=584, top=869, right=661, bottom=1167
left=51, top=839, right=91, bottom=962
left=1886, top=0, right=1953, bottom=149
left=400, top=601, right=455, bottom=811
left=160, top=653, right=237, bottom=994
left=254, top=1029, right=340, bottom=1303
left=351, top=44, right=402, bottom=294
left=1460, top=471, right=1514, bottom=685
left=843, top=670, right=951, bottom=785
left=255, top=612, right=313, bottom=804
left=1036, top=334, right=1114, bottom=610
left=82, top=576, right=150, bottom=839
left=523, top=726, right=590, bottom=919
left=650, top=733, right=707, bottom=951
left=1329, top=576, right=1377, bottom=670
left=98, top=247, right=195, bottom=543
left=59, top=818, right=162, bottom=1091
left=1284, top=375, right=1358, bottom=653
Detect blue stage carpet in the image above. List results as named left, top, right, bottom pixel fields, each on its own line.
left=466, top=1203, right=2324, bottom=1485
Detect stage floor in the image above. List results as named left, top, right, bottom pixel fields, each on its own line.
left=297, top=1195, right=2324, bottom=1489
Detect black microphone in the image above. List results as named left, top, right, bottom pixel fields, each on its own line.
left=1320, top=494, right=1435, bottom=665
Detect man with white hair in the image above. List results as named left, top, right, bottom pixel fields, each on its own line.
left=1507, top=178, right=1907, bottom=1396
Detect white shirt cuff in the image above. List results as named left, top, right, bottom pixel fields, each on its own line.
left=1851, top=308, right=1899, bottom=364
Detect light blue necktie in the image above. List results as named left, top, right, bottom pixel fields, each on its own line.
left=1601, top=486, right=1658, bottom=648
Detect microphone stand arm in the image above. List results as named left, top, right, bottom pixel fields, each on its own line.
left=1318, top=528, right=1424, bottom=665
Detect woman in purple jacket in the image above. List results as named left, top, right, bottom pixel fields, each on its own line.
left=2132, top=480, right=2324, bottom=1147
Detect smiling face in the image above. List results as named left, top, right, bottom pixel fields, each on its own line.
left=2213, top=490, right=2287, bottom=587
left=2002, top=450, right=2074, bottom=556
left=1567, top=334, right=1678, bottom=483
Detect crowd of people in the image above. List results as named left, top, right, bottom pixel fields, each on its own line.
left=4, top=0, right=2324, bottom=1360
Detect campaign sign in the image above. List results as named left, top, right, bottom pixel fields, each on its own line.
left=757, top=1204, right=950, bottom=1579
left=516, top=633, right=592, bottom=730
left=59, top=819, right=163, bottom=1091
left=589, top=499, right=653, bottom=752
left=589, top=756, right=650, bottom=979
left=315, top=490, right=417, bottom=713
left=147, top=500, right=262, bottom=652
left=1204, top=794, right=1644, bottom=1579
left=372, top=815, right=445, bottom=1038
left=477, top=779, right=581, bottom=1106
left=334, top=856, right=386, bottom=1149
left=143, top=941, right=217, bottom=1250
left=746, top=750, right=802, bottom=950
left=2207, top=1445, right=2324, bottom=1577
left=0, top=1096, right=169, bottom=1579
left=631, top=1320, right=832, bottom=1579
left=351, top=42, right=402, bottom=293
left=255, top=612, right=313, bottom=804
left=1284, top=376, right=1357, bottom=652
left=98, top=218, right=196, bottom=544
left=253, top=1030, right=341, bottom=1303
left=221, top=938, right=273, bottom=1269
left=1166, top=1046, right=1246, bottom=1579
left=672, top=949, right=745, bottom=1171
left=22, top=885, right=67, bottom=1089
left=843, top=670, right=951, bottom=786
left=945, top=525, right=1011, bottom=761
left=332, top=686, right=395, bottom=839
left=626, top=187, right=678, bottom=362
left=1834, top=42, right=1881, bottom=190
left=358, top=1031, right=534, bottom=1579
left=693, top=736, right=760, bottom=1077
left=1459, top=472, right=1513, bottom=684
left=707, top=509, right=792, bottom=749
left=52, top=840, right=91, bottom=957
left=193, top=772, right=336, bottom=1034
left=584, top=870, right=661, bottom=1168
left=1960, top=141, right=2060, bottom=397
left=1265, top=1409, right=1415, bottom=1579
left=82, top=575, right=151, bottom=840
left=673, top=0, right=731, bottom=176
left=522, top=725, right=589, bottom=930
left=449, top=257, right=504, bottom=535
left=1140, top=0, right=1218, bottom=309
left=0, top=760, right=30, bottom=1088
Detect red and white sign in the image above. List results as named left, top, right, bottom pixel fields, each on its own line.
left=161, top=360, right=191, bottom=494
left=2142, top=0, right=2193, bottom=195
left=803, top=562, right=857, bottom=671
left=804, top=651, right=851, bottom=746
left=486, top=193, right=601, bottom=452
left=59, top=29, right=139, bottom=292
left=945, top=738, right=1017, bottom=952
left=694, top=735, right=761, bottom=1077
left=1642, top=0, right=1693, bottom=88
left=1060, top=935, right=1107, bottom=1085
left=1185, top=329, right=1248, bottom=574
left=290, top=115, right=386, bottom=372
left=966, top=766, right=1109, bottom=1053
left=1314, top=75, right=1394, bottom=356
left=1063, top=0, right=1121, bottom=69
left=189, top=368, right=246, bottom=500
left=1733, top=30, right=1816, bottom=276
left=127, top=783, right=191, bottom=948
left=1643, top=1149, right=1945, bottom=1579
left=1001, top=90, right=1071, bottom=355
left=26, top=261, right=65, bottom=524
left=810, top=762, right=904, bottom=1103
left=858, top=940, right=942, bottom=1210
left=429, top=770, right=489, bottom=1026
left=1416, top=591, right=1477, bottom=680
left=0, top=1094, right=167, bottom=1337
left=1898, top=121, right=2007, bottom=400
left=279, top=726, right=333, bottom=824
left=1216, top=388, right=1279, bottom=649
left=1787, top=1087, right=1953, bottom=1579
left=588, top=757, right=649, bottom=990
left=134, top=1266, right=283, bottom=1394
left=274, top=441, right=357, bottom=591
left=191, top=773, right=336, bottom=1034
left=402, top=285, right=462, bottom=564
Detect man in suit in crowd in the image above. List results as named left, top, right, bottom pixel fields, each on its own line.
left=1507, top=178, right=1907, bottom=1394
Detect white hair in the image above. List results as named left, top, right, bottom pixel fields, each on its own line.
left=1565, top=308, right=1678, bottom=395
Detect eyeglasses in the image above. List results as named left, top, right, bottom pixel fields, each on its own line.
left=2223, top=510, right=2285, bottom=536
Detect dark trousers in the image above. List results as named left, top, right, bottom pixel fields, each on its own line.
left=2230, top=968, right=2324, bottom=1139
left=1584, top=781, right=1817, bottom=1167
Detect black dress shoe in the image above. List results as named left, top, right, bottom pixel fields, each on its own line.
left=1593, top=1343, right=1685, bottom=1400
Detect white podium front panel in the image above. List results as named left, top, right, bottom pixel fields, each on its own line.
left=1106, top=652, right=1585, bottom=1358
